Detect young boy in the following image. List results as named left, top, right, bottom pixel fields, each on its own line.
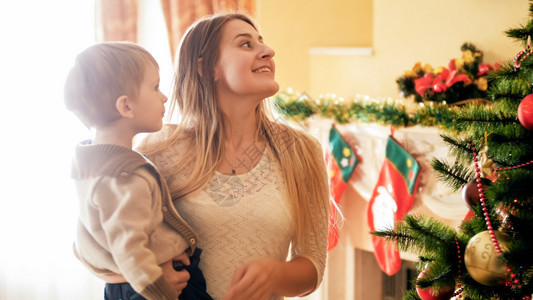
left=64, top=42, right=210, bottom=300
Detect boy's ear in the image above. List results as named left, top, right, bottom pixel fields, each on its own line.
left=115, top=95, right=135, bottom=119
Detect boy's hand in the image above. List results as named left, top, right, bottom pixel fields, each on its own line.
left=160, top=253, right=191, bottom=295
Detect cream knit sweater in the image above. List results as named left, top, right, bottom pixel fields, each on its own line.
left=146, top=125, right=328, bottom=300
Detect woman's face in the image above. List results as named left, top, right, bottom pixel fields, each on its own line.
left=213, top=19, right=279, bottom=102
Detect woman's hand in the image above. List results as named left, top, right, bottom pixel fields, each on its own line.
left=222, top=258, right=282, bottom=300
left=160, top=253, right=191, bottom=295
left=223, top=256, right=317, bottom=300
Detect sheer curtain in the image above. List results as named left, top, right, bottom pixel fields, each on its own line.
left=0, top=0, right=175, bottom=299
left=95, top=0, right=139, bottom=42
left=0, top=1, right=102, bottom=299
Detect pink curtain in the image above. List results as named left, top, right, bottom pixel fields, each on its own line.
left=95, top=0, right=139, bottom=42
left=160, top=0, right=256, bottom=62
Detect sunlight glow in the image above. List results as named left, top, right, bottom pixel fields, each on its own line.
left=0, top=1, right=173, bottom=299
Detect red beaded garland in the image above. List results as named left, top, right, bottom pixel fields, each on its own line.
left=469, top=141, right=525, bottom=295
left=451, top=237, right=464, bottom=299
left=494, top=160, right=533, bottom=172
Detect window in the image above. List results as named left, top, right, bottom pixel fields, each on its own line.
left=0, top=1, right=172, bottom=299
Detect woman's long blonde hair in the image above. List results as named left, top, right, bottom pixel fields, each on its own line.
left=144, top=13, right=329, bottom=245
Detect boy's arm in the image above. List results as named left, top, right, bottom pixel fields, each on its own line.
left=74, top=241, right=190, bottom=291
left=93, top=168, right=183, bottom=300
left=72, top=242, right=126, bottom=283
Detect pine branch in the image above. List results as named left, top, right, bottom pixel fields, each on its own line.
left=403, top=290, right=421, bottom=300
left=437, top=134, right=480, bottom=164
left=487, top=133, right=533, bottom=165
left=487, top=169, right=533, bottom=205
left=488, top=76, right=530, bottom=101
left=459, top=207, right=490, bottom=236
left=452, top=105, right=520, bottom=138
left=415, top=265, right=454, bottom=290
left=505, top=22, right=533, bottom=43
left=431, top=158, right=472, bottom=191
left=372, top=215, right=457, bottom=257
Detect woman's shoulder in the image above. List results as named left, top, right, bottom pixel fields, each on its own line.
left=137, top=124, right=192, bottom=161
left=146, top=123, right=178, bottom=144
left=137, top=124, right=193, bottom=177
left=138, top=124, right=190, bottom=151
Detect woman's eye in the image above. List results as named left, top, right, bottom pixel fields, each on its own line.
left=155, top=85, right=159, bottom=91
left=241, top=41, right=252, bottom=48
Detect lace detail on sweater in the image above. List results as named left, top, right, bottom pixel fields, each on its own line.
left=206, top=149, right=281, bottom=207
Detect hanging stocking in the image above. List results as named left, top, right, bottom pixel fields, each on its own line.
left=326, top=124, right=360, bottom=250
left=366, top=133, right=422, bottom=275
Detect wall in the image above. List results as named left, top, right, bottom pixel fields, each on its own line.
left=372, top=0, right=530, bottom=99
left=258, top=0, right=530, bottom=100
left=257, top=0, right=373, bottom=94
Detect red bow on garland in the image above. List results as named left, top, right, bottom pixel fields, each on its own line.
left=414, top=59, right=472, bottom=96
left=477, top=62, right=496, bottom=77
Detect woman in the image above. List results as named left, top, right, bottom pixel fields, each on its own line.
left=141, top=13, right=330, bottom=300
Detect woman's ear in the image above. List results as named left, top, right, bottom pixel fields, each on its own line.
left=197, top=58, right=204, bottom=77
left=198, top=57, right=219, bottom=81
left=115, top=95, right=135, bottom=119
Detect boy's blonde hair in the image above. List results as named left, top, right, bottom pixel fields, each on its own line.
left=64, top=42, right=158, bottom=128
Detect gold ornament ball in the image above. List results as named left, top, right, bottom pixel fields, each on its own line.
left=464, top=230, right=511, bottom=286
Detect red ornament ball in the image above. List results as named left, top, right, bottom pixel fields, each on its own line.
left=518, top=94, right=533, bottom=130
left=415, top=268, right=454, bottom=300
left=462, top=178, right=492, bottom=210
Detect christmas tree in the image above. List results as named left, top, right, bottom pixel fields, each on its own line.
left=373, top=3, right=533, bottom=300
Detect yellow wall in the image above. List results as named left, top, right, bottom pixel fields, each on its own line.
left=257, top=0, right=530, bottom=100
left=257, top=0, right=373, bottom=94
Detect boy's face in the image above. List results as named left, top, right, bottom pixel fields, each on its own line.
left=131, top=62, right=167, bottom=133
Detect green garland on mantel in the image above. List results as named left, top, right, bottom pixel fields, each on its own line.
left=273, top=89, right=460, bottom=129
